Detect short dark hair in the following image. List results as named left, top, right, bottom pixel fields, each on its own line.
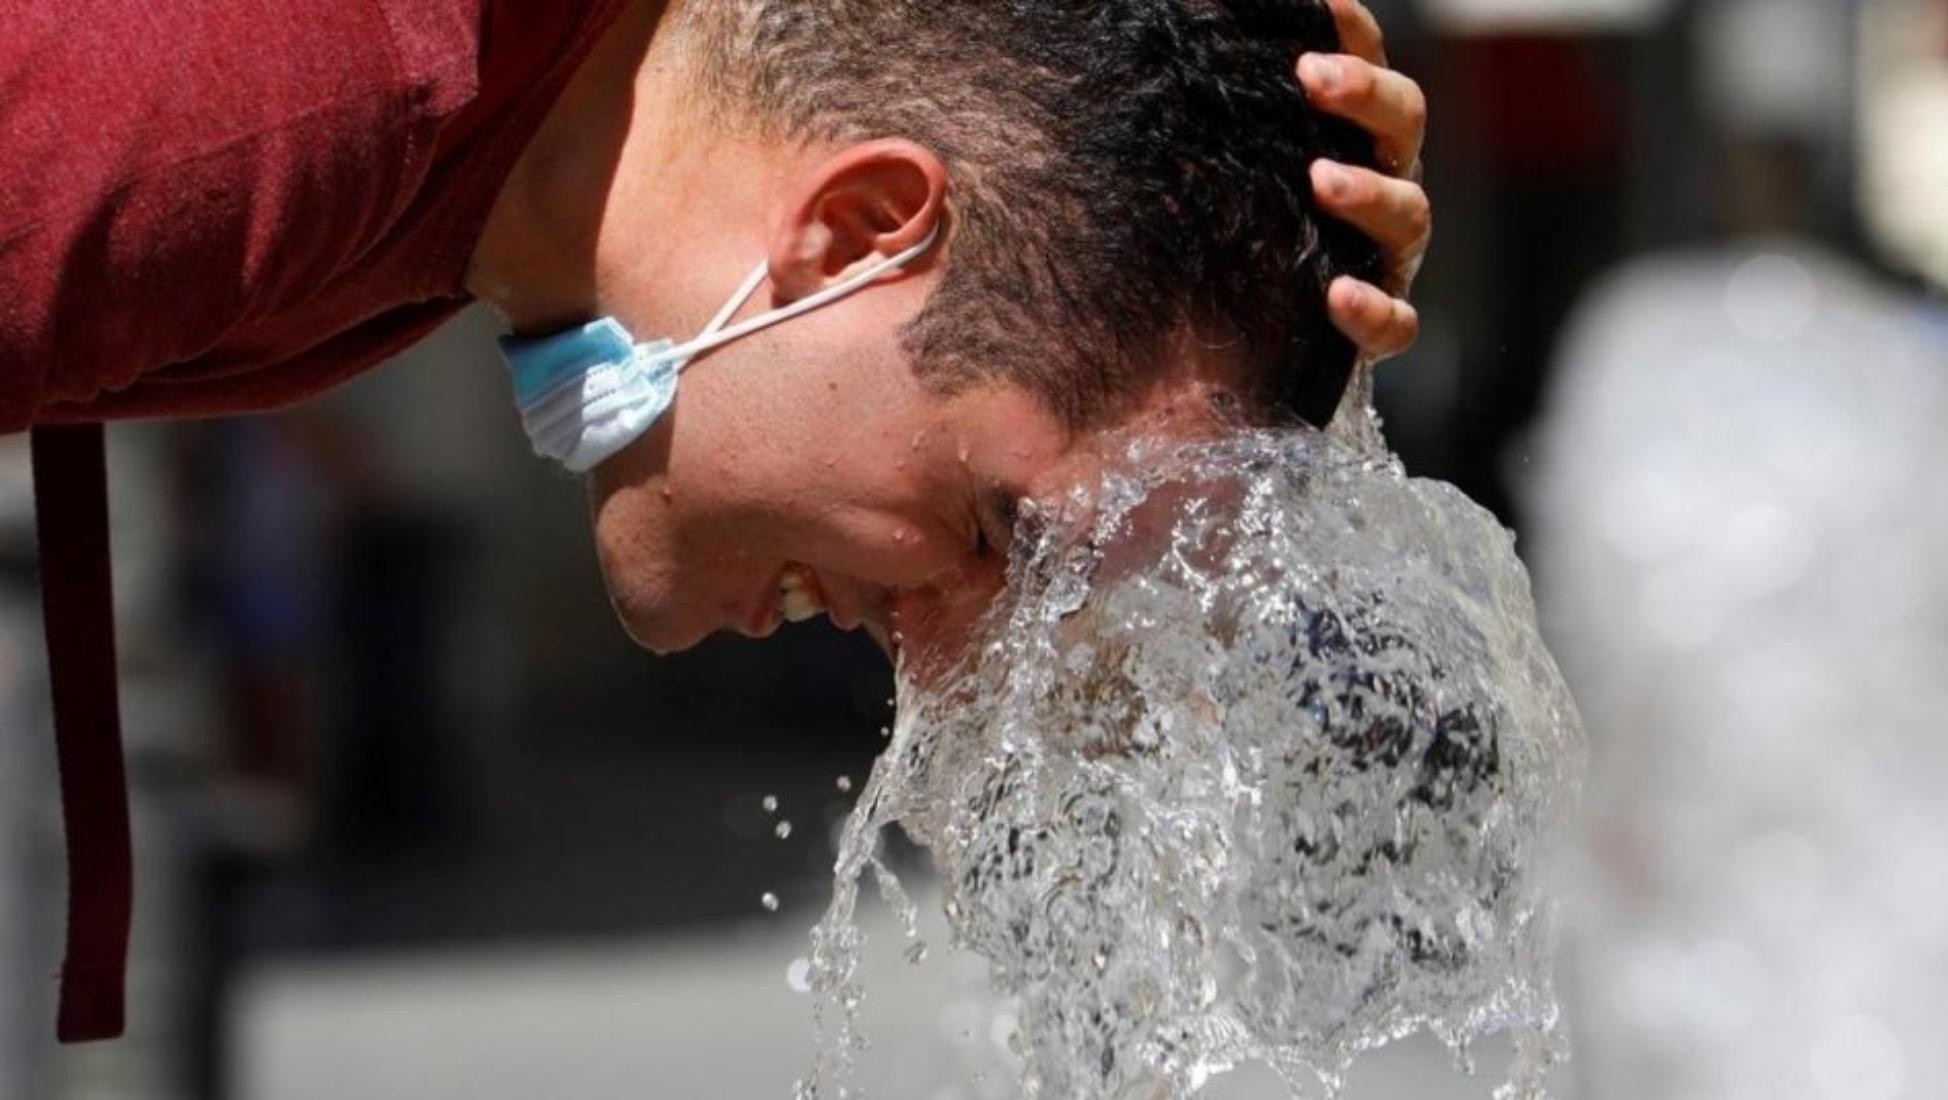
left=685, top=0, right=1382, bottom=428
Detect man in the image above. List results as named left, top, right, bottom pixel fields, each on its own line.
left=2, top=0, right=1429, bottom=1043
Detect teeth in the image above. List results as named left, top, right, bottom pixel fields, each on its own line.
left=778, top=565, right=826, bottom=624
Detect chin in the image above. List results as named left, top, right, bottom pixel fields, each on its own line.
left=592, top=512, right=695, bottom=654
left=610, top=593, right=709, bottom=656
left=597, top=557, right=699, bottom=655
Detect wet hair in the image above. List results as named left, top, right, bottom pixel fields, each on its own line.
left=683, top=0, right=1383, bottom=428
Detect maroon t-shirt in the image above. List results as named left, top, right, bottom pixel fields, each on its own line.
left=0, top=0, right=627, bottom=1045
left=2, top=0, right=627, bottom=430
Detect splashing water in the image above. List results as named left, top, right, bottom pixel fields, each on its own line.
left=802, top=417, right=1585, bottom=1099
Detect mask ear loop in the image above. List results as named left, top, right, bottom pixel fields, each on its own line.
left=647, top=223, right=943, bottom=374
left=696, top=263, right=772, bottom=343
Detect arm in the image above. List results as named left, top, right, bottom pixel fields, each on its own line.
left=1302, top=0, right=1431, bottom=364
left=0, top=0, right=439, bottom=430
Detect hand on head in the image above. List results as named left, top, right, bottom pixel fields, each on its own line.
left=1303, top=0, right=1431, bottom=364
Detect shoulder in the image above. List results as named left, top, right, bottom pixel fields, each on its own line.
left=0, top=0, right=487, bottom=420
left=1, top=0, right=485, bottom=240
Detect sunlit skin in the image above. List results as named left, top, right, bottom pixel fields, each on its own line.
left=467, top=0, right=1432, bottom=663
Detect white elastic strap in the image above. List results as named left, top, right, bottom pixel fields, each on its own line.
left=651, top=224, right=942, bottom=374
left=701, top=263, right=771, bottom=338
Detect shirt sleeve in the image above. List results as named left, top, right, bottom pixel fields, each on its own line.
left=0, top=0, right=461, bottom=432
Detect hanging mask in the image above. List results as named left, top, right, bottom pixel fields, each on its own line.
left=500, top=226, right=941, bottom=474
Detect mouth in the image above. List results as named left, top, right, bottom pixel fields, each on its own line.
left=737, top=565, right=816, bottom=639
left=777, top=564, right=827, bottom=625
left=744, top=563, right=838, bottom=639
left=758, top=565, right=898, bottom=656
left=741, top=578, right=784, bottom=639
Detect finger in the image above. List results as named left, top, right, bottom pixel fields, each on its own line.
left=1328, top=277, right=1420, bottom=363
left=1311, top=161, right=1431, bottom=275
left=1297, top=53, right=1427, bottom=174
left=1323, top=0, right=1387, bottom=66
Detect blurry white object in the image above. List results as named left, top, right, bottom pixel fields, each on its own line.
left=1417, top=0, right=1675, bottom=33
left=1527, top=240, right=1948, bottom=1100
left=1861, top=0, right=1948, bottom=291
left=1697, top=0, right=1853, bottom=146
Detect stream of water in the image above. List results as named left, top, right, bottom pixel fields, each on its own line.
left=800, top=406, right=1586, bottom=1099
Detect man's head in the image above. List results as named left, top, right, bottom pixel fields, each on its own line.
left=582, top=0, right=1381, bottom=656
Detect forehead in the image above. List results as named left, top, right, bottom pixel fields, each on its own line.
left=939, top=376, right=1232, bottom=503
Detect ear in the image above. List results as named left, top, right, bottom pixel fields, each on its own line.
left=770, top=138, right=949, bottom=302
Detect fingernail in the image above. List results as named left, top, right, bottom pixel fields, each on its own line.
left=1342, top=282, right=1370, bottom=311
left=1303, top=55, right=1343, bottom=92
left=1314, top=161, right=1350, bottom=201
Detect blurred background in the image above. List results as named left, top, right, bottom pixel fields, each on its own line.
left=3, top=0, right=1944, bottom=1096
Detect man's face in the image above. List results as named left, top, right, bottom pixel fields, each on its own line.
left=587, top=357, right=1097, bottom=662
left=584, top=253, right=1098, bottom=660
left=578, top=133, right=1213, bottom=664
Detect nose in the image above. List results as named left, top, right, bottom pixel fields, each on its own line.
left=888, top=557, right=1008, bottom=678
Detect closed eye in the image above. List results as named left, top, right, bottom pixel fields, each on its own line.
left=977, top=482, right=1030, bottom=560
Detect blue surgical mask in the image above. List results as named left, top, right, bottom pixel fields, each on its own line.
left=499, top=225, right=941, bottom=474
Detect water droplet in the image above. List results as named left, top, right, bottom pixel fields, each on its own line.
left=835, top=775, right=853, bottom=793
left=775, top=820, right=794, bottom=840
left=762, top=794, right=779, bottom=814
left=760, top=892, right=780, bottom=912
left=787, top=957, right=813, bottom=993
left=904, top=940, right=930, bottom=965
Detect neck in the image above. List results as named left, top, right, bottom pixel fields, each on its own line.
left=465, top=0, right=673, bottom=335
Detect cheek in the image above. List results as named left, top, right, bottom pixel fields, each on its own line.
left=789, top=446, right=953, bottom=584
left=810, top=512, right=972, bottom=593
